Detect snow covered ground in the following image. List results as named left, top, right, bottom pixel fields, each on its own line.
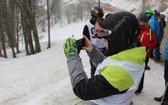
left=0, top=0, right=168, bottom=105
left=0, top=19, right=166, bottom=105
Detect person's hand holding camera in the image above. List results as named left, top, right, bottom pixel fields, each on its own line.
left=63, top=38, right=78, bottom=57
left=63, top=35, right=93, bottom=57
left=82, top=35, right=93, bottom=53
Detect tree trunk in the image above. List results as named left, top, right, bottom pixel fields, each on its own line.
left=0, top=33, right=7, bottom=58
left=47, top=0, right=51, bottom=49
left=4, top=0, right=16, bottom=58
left=21, top=13, right=30, bottom=55
left=15, top=8, right=21, bottom=53
left=13, top=0, right=41, bottom=54
left=32, top=19, right=41, bottom=52
left=0, top=0, right=7, bottom=58
left=31, top=0, right=41, bottom=52
left=0, top=24, right=7, bottom=58
left=27, top=25, right=35, bottom=54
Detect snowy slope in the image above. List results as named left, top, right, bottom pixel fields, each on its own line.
left=0, top=0, right=168, bottom=105
left=102, top=0, right=168, bottom=21
left=0, top=22, right=165, bottom=105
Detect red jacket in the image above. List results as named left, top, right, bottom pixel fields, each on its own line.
left=138, top=27, right=157, bottom=58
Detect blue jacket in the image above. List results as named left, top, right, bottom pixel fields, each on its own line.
left=149, top=16, right=161, bottom=38
left=165, top=37, right=168, bottom=60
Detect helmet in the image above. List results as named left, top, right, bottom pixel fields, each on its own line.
left=100, top=12, right=140, bottom=55
left=145, top=9, right=154, bottom=19
left=90, top=6, right=104, bottom=21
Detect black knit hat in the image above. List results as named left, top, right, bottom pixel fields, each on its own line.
left=100, top=12, right=140, bottom=55
left=154, top=10, right=160, bottom=17
left=138, top=12, right=148, bottom=22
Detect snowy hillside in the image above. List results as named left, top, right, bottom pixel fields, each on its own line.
left=101, top=0, right=168, bottom=20
left=1, top=0, right=168, bottom=105
left=0, top=21, right=166, bottom=105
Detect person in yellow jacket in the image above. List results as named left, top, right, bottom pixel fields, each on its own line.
left=63, top=11, right=146, bottom=105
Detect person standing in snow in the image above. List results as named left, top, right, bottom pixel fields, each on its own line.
left=82, top=6, right=106, bottom=78
left=145, top=9, right=156, bottom=59
left=136, top=12, right=157, bottom=93
left=158, top=14, right=166, bottom=40
left=63, top=11, right=146, bottom=105
left=138, top=12, right=157, bottom=70
left=149, top=10, right=161, bottom=62
left=154, top=37, right=168, bottom=105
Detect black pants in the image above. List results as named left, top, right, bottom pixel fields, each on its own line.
left=165, top=82, right=168, bottom=97
left=136, top=58, right=149, bottom=93
left=90, top=59, right=96, bottom=78
left=149, top=49, right=154, bottom=58
left=136, top=72, right=144, bottom=93
left=164, top=60, right=168, bottom=97
left=145, top=58, right=149, bottom=68
left=154, top=38, right=161, bottom=61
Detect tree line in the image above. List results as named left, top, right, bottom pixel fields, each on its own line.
left=0, top=0, right=96, bottom=58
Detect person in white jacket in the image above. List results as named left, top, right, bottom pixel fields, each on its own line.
left=63, top=11, right=146, bottom=105
left=83, top=6, right=106, bottom=78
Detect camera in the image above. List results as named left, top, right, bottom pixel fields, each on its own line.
left=75, top=38, right=85, bottom=51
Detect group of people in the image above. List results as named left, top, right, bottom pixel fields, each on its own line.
left=63, top=6, right=167, bottom=105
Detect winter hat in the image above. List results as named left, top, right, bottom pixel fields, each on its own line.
left=138, top=12, right=148, bottom=22
left=145, top=9, right=154, bottom=17
left=90, top=6, right=104, bottom=21
left=154, top=10, right=160, bottom=17
left=100, top=11, right=140, bottom=55
left=145, top=9, right=154, bottom=20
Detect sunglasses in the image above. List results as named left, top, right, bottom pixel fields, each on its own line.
left=94, top=20, right=112, bottom=38
left=139, top=24, right=145, bottom=28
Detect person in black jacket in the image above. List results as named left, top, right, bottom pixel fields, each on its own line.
left=158, top=14, right=166, bottom=40
left=63, top=11, right=146, bottom=105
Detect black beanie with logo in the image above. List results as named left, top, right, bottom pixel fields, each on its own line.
left=100, top=12, right=140, bottom=55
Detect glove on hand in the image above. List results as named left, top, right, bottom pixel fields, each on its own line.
left=63, top=38, right=78, bottom=57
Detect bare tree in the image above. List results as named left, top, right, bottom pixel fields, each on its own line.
left=0, top=0, right=103, bottom=58
left=46, top=0, right=62, bottom=48
left=13, top=0, right=41, bottom=54
left=2, top=0, right=16, bottom=58
left=0, top=0, right=7, bottom=58
left=15, top=7, right=21, bottom=53
left=47, top=0, right=51, bottom=48
left=0, top=0, right=18, bottom=58
left=0, top=19, right=7, bottom=58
